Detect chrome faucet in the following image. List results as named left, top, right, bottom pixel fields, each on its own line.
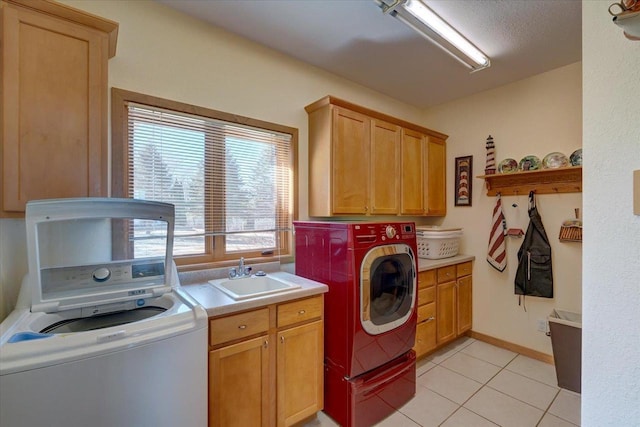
left=229, top=257, right=252, bottom=279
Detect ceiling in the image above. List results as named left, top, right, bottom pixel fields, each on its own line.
left=157, top=0, right=582, bottom=109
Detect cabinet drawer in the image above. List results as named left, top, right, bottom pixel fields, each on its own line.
left=418, top=286, right=435, bottom=305
left=210, top=308, right=269, bottom=346
left=456, top=261, right=473, bottom=278
left=417, top=302, right=435, bottom=323
left=414, top=316, right=436, bottom=357
left=437, top=266, right=456, bottom=283
left=277, top=296, right=323, bottom=328
left=418, top=270, right=436, bottom=289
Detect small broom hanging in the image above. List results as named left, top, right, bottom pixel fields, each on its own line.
left=559, top=208, right=582, bottom=242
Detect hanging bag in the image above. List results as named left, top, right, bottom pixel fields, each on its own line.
left=514, top=192, right=553, bottom=299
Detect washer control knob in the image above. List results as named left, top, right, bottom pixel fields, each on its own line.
left=385, top=225, right=397, bottom=239
left=92, top=267, right=111, bottom=282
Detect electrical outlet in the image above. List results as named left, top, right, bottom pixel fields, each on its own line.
left=537, top=319, right=547, bottom=333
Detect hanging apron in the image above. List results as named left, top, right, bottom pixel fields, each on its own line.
left=514, top=192, right=553, bottom=298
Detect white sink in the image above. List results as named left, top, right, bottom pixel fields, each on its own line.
left=208, top=275, right=301, bottom=301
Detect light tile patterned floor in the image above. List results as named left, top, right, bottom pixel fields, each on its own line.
left=304, top=337, right=581, bottom=427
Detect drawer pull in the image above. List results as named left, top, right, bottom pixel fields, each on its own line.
left=298, top=309, right=306, bottom=315
left=426, top=317, right=435, bottom=322
left=238, top=325, right=247, bottom=330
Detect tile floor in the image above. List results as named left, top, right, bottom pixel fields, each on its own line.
left=304, top=337, right=580, bottom=427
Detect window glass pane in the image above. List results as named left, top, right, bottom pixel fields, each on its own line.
left=131, top=116, right=205, bottom=256
left=122, top=96, right=295, bottom=264
left=225, top=137, right=277, bottom=252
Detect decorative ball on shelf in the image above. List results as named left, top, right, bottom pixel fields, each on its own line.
left=485, top=135, right=496, bottom=175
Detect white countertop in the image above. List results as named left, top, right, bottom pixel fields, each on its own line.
left=182, top=271, right=328, bottom=318
left=181, top=255, right=473, bottom=317
left=418, top=254, right=475, bottom=272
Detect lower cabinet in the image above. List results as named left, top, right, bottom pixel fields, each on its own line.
left=436, top=279, right=457, bottom=344
left=277, top=321, right=324, bottom=426
left=209, top=335, right=270, bottom=427
left=208, top=295, right=324, bottom=427
left=415, top=261, right=473, bottom=358
left=457, top=275, right=473, bottom=335
left=436, top=262, right=473, bottom=346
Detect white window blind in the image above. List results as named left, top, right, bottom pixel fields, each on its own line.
left=125, top=102, right=293, bottom=260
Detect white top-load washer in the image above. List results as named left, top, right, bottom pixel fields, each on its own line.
left=0, top=198, right=208, bottom=427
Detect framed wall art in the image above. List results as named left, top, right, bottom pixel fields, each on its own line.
left=455, top=156, right=472, bottom=206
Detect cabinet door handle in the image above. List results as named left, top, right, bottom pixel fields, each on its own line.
left=264, top=340, right=269, bottom=348
left=238, top=324, right=247, bottom=330
left=298, top=309, right=306, bottom=315
left=280, top=336, right=285, bottom=344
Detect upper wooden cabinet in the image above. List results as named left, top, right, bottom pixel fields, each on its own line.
left=305, top=96, right=448, bottom=217
left=329, top=107, right=370, bottom=214
left=400, top=128, right=425, bottom=215
left=0, top=0, right=118, bottom=217
left=426, top=137, right=447, bottom=215
left=370, top=119, right=401, bottom=215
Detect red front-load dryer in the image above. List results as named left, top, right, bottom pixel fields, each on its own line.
left=294, top=221, right=418, bottom=427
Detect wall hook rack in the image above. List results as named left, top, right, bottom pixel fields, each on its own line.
left=477, top=167, right=582, bottom=196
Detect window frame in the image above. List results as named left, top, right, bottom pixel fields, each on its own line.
left=111, top=88, right=298, bottom=269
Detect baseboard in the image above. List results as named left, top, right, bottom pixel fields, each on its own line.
left=469, top=331, right=554, bottom=365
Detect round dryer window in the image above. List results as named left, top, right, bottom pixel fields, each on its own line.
left=360, top=243, right=416, bottom=335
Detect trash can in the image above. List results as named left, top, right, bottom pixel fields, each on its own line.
left=548, top=309, right=582, bottom=393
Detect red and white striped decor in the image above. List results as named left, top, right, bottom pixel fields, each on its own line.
left=485, top=135, right=496, bottom=175
left=487, top=194, right=507, bottom=271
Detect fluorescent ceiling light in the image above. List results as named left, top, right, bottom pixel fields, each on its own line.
left=376, top=0, right=490, bottom=72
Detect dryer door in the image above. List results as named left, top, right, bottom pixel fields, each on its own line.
left=360, top=244, right=416, bottom=335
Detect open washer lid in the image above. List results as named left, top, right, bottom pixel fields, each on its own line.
left=25, top=198, right=176, bottom=313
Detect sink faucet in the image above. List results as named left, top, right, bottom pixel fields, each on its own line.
left=229, top=257, right=252, bottom=279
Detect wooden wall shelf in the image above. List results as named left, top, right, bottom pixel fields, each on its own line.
left=477, top=167, right=582, bottom=196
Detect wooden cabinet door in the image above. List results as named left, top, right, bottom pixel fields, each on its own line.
left=400, top=128, right=426, bottom=215
left=331, top=107, right=370, bottom=214
left=277, top=320, right=324, bottom=427
left=426, top=137, right=447, bottom=216
left=209, top=335, right=270, bottom=427
left=436, top=281, right=457, bottom=344
left=457, top=275, right=473, bottom=335
left=370, top=119, right=400, bottom=215
left=1, top=3, right=108, bottom=215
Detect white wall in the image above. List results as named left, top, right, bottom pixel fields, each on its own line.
left=0, top=220, right=28, bottom=320
left=423, top=62, right=583, bottom=355
left=0, top=0, right=424, bottom=321
left=582, top=2, right=640, bottom=425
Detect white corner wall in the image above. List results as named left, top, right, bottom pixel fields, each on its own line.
left=582, top=2, right=640, bottom=425
left=423, top=62, right=583, bottom=355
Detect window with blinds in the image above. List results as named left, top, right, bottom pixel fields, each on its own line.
left=111, top=89, right=297, bottom=266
